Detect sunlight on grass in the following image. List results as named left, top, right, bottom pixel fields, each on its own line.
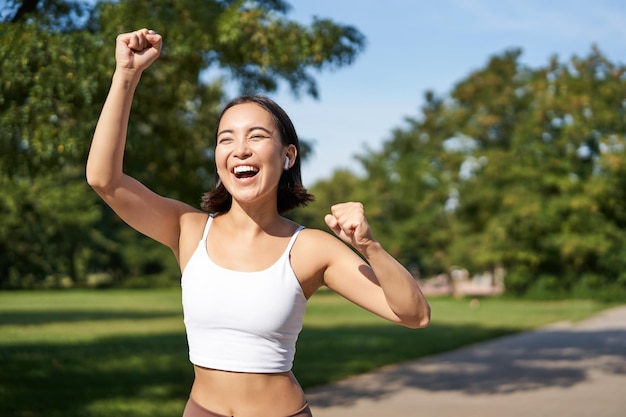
left=0, top=288, right=615, bottom=417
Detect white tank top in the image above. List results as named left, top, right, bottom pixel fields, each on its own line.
left=181, top=215, right=307, bottom=373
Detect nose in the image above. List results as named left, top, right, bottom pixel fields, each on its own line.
left=233, top=137, right=252, bottom=159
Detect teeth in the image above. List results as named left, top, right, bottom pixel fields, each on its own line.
left=233, top=165, right=258, bottom=174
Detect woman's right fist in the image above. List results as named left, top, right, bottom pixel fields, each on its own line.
left=115, top=28, right=162, bottom=73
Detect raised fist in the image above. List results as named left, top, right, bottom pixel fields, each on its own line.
left=324, top=202, right=376, bottom=250
left=115, top=28, right=162, bottom=73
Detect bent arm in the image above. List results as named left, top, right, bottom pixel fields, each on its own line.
left=359, top=241, right=430, bottom=328
left=86, top=30, right=196, bottom=254
left=322, top=202, right=430, bottom=328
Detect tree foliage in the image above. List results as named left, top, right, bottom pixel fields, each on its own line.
left=0, top=0, right=365, bottom=288
left=293, top=47, right=626, bottom=300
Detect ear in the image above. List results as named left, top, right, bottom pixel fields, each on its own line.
left=284, top=145, right=297, bottom=170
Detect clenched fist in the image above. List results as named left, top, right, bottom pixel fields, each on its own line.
left=324, top=202, right=376, bottom=252
left=115, top=28, right=162, bottom=73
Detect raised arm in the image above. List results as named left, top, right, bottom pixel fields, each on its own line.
left=86, top=29, right=197, bottom=254
left=321, top=202, right=431, bottom=328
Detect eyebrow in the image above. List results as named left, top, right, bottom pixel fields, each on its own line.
left=217, top=126, right=273, bottom=137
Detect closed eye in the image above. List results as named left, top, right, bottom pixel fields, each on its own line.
left=218, top=137, right=234, bottom=144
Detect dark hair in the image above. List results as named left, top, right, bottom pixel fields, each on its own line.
left=201, top=95, right=315, bottom=214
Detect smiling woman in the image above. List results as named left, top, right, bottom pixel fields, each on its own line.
left=86, top=28, right=430, bottom=417
left=203, top=96, right=314, bottom=215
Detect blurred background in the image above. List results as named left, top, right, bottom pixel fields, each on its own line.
left=2, top=0, right=625, bottom=300
left=1, top=2, right=625, bottom=416
left=261, top=0, right=626, bottom=184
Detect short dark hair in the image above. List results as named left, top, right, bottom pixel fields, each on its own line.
left=201, top=95, right=315, bottom=214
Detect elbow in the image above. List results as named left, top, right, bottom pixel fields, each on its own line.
left=87, top=178, right=116, bottom=195
left=86, top=175, right=117, bottom=197
left=85, top=169, right=97, bottom=188
left=86, top=171, right=107, bottom=191
left=85, top=162, right=101, bottom=188
left=402, top=305, right=431, bottom=329
left=85, top=164, right=116, bottom=192
left=405, top=317, right=430, bottom=330
left=416, top=314, right=431, bottom=329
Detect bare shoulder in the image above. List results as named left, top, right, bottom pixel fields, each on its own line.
left=180, top=211, right=210, bottom=237
left=290, top=228, right=334, bottom=298
left=295, top=227, right=342, bottom=251
left=291, top=227, right=363, bottom=291
left=178, top=211, right=211, bottom=270
left=295, top=226, right=369, bottom=263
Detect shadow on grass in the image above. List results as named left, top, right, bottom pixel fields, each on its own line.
left=1, top=321, right=512, bottom=417
left=305, top=323, right=626, bottom=408
left=0, top=331, right=192, bottom=417
left=3, top=319, right=624, bottom=416
left=0, top=310, right=180, bottom=326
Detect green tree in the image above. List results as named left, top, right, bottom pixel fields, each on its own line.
left=306, top=47, right=626, bottom=299
left=0, top=22, right=108, bottom=287
left=448, top=47, right=626, bottom=298
left=0, top=0, right=365, bottom=287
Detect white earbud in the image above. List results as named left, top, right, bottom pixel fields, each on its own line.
left=284, top=157, right=290, bottom=170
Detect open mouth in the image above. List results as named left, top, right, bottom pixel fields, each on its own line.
left=233, top=165, right=259, bottom=179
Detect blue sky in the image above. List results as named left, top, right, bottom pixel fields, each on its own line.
left=253, top=0, right=626, bottom=184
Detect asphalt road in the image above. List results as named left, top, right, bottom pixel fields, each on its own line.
left=306, top=305, right=626, bottom=417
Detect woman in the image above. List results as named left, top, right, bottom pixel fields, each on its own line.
left=86, top=28, right=430, bottom=417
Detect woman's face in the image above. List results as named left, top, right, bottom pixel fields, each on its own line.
left=215, top=102, right=295, bottom=207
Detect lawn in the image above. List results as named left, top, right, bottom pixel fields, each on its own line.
left=0, top=288, right=613, bottom=417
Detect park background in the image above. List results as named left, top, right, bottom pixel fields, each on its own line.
left=2, top=0, right=625, bottom=298
left=1, top=0, right=625, bottom=416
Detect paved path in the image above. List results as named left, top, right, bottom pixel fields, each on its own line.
left=306, top=305, right=626, bottom=417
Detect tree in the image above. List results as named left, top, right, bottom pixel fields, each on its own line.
left=448, top=47, right=626, bottom=298
left=302, top=47, right=626, bottom=299
left=0, top=0, right=365, bottom=287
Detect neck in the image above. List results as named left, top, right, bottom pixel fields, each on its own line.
left=222, top=200, right=283, bottom=233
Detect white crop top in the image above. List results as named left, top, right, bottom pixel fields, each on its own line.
left=181, top=215, right=307, bottom=373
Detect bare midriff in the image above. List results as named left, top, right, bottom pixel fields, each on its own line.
left=189, top=365, right=307, bottom=416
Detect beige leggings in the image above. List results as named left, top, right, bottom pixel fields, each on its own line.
left=182, top=396, right=313, bottom=417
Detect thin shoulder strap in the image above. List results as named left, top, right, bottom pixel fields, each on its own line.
left=200, top=214, right=213, bottom=242
left=284, top=225, right=305, bottom=254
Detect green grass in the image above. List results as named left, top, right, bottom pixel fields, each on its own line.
left=0, top=288, right=614, bottom=417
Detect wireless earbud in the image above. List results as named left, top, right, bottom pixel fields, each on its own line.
left=284, top=157, right=290, bottom=170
